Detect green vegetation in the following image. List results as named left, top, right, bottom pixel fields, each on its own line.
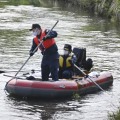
left=108, top=109, right=120, bottom=120
left=0, top=0, right=43, bottom=7
left=72, top=93, right=81, bottom=99
left=0, top=0, right=9, bottom=7
left=0, top=0, right=56, bottom=8
left=1, top=0, right=120, bottom=22
left=8, top=0, right=41, bottom=6
left=8, top=0, right=30, bottom=5
left=65, top=0, right=120, bottom=22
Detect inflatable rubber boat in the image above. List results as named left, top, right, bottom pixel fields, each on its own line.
left=4, top=71, right=113, bottom=98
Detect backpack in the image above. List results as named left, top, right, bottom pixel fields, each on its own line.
left=73, top=47, right=86, bottom=67
left=73, top=47, right=93, bottom=75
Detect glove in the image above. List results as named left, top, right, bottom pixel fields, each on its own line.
left=29, top=51, right=34, bottom=56
left=71, top=55, right=77, bottom=64
left=84, top=74, right=88, bottom=78
left=42, top=35, right=51, bottom=41
left=41, top=51, right=44, bottom=55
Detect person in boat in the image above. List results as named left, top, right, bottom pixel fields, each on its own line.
left=59, top=44, right=77, bottom=79
left=29, top=24, right=59, bottom=81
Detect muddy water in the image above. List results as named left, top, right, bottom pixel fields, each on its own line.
left=0, top=4, right=120, bottom=120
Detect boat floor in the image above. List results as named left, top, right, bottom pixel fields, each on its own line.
left=26, top=75, right=83, bottom=81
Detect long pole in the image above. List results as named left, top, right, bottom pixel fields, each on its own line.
left=74, top=64, right=120, bottom=110
left=74, top=64, right=105, bottom=91
left=0, top=70, right=27, bottom=74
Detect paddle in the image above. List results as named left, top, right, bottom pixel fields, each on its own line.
left=0, top=70, right=7, bottom=73
left=0, top=70, right=28, bottom=74
left=4, top=74, right=25, bottom=80
left=10, top=20, right=59, bottom=79
left=74, top=64, right=105, bottom=92
left=0, top=69, right=41, bottom=74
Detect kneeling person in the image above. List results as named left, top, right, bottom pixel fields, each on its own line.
left=59, top=44, right=75, bottom=79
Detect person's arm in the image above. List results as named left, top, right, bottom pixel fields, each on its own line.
left=29, top=39, right=38, bottom=56
left=43, top=29, right=58, bottom=40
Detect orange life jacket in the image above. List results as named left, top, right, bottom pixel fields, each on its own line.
left=33, top=30, right=55, bottom=50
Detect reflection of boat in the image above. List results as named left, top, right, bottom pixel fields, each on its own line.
left=5, top=71, right=113, bottom=98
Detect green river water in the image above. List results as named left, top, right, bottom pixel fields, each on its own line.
left=0, top=0, right=120, bottom=120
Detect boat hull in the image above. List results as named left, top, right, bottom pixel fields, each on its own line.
left=5, top=72, right=113, bottom=98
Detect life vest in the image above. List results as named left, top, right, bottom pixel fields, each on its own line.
left=33, top=30, right=55, bottom=50
left=59, top=55, right=72, bottom=68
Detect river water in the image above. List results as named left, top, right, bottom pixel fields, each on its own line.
left=0, top=3, right=120, bottom=120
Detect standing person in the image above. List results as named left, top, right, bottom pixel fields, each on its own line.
left=29, top=24, right=59, bottom=81
left=59, top=44, right=76, bottom=79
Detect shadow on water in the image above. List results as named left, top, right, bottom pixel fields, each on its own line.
left=5, top=94, right=86, bottom=120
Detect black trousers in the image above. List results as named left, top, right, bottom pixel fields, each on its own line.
left=41, top=53, right=59, bottom=81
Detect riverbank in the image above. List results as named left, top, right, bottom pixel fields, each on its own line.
left=38, top=0, right=120, bottom=23
left=2, top=0, right=120, bottom=22
left=58, top=0, right=120, bottom=22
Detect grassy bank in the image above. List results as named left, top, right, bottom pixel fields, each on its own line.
left=40, top=0, right=120, bottom=22
left=4, top=0, right=120, bottom=22
left=65, top=0, right=120, bottom=22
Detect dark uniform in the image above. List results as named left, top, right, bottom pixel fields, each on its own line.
left=29, top=24, right=59, bottom=81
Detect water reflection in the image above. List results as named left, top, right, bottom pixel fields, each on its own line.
left=4, top=96, right=83, bottom=120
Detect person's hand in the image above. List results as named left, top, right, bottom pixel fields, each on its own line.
left=71, top=55, right=77, bottom=64
left=42, top=35, right=51, bottom=41
left=42, top=36, right=47, bottom=41
left=29, top=51, right=34, bottom=56
left=41, top=52, right=44, bottom=55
